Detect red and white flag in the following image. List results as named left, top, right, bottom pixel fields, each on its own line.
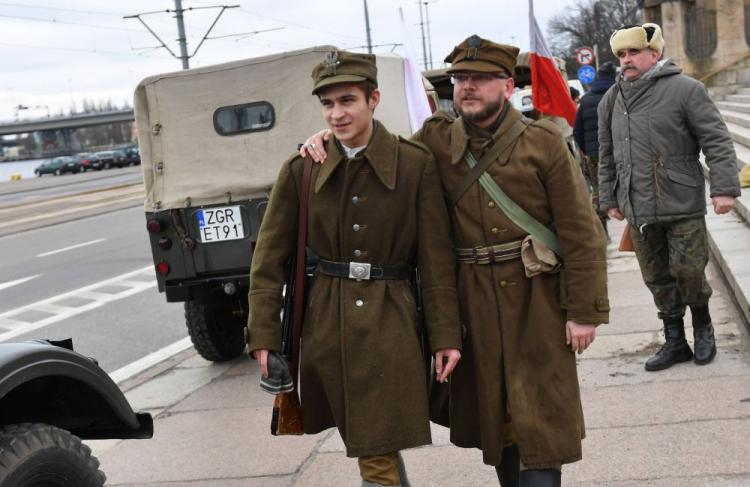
left=528, top=0, right=577, bottom=126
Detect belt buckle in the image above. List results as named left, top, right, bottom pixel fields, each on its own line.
left=349, top=262, right=371, bottom=280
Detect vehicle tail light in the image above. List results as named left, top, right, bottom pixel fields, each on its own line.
left=156, top=262, right=170, bottom=275
left=147, top=219, right=162, bottom=233
left=158, top=237, right=172, bottom=250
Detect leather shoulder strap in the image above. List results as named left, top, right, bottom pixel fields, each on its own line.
left=290, top=156, right=313, bottom=385
left=449, top=118, right=531, bottom=207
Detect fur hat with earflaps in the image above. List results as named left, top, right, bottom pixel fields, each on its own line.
left=610, top=23, right=664, bottom=56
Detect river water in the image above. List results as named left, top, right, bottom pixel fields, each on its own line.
left=0, top=159, right=47, bottom=181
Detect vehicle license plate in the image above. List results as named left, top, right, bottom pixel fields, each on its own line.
left=197, top=206, right=244, bottom=243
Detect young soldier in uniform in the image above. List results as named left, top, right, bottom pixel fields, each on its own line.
left=302, top=37, right=609, bottom=487
left=247, top=51, right=462, bottom=487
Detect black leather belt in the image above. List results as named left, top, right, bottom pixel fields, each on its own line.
left=317, top=259, right=412, bottom=280
left=455, top=239, right=523, bottom=264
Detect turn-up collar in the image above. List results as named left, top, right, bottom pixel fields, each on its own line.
left=450, top=103, right=521, bottom=165
left=314, top=120, right=399, bottom=193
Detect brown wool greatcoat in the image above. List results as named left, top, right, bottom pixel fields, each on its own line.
left=247, top=121, right=462, bottom=458
left=414, top=106, right=610, bottom=469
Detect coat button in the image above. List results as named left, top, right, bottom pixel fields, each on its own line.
left=352, top=224, right=360, bottom=232
left=353, top=249, right=362, bottom=257
left=499, top=280, right=508, bottom=288
left=355, top=299, right=364, bottom=307
left=352, top=196, right=360, bottom=204
left=491, top=227, right=500, bottom=235
left=488, top=201, right=496, bottom=208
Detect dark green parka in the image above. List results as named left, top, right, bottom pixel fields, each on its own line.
left=598, top=60, right=741, bottom=225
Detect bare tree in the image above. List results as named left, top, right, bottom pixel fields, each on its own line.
left=548, top=0, right=640, bottom=79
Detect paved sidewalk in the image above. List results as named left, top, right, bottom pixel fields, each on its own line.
left=93, top=219, right=750, bottom=486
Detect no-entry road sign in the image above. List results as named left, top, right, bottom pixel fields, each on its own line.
left=576, top=47, right=595, bottom=65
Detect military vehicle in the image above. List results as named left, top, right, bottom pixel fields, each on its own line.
left=0, top=339, right=152, bottom=486
left=135, top=46, right=422, bottom=361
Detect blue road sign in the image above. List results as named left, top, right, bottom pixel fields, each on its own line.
left=578, top=65, right=596, bottom=84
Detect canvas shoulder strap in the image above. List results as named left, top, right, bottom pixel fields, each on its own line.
left=465, top=151, right=563, bottom=257
left=449, top=117, right=531, bottom=207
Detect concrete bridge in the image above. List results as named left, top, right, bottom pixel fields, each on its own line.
left=0, top=109, right=134, bottom=136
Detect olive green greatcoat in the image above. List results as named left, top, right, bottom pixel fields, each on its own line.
left=414, top=107, right=610, bottom=469
left=247, top=121, right=462, bottom=458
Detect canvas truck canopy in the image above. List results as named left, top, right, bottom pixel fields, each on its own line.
left=135, top=46, right=413, bottom=211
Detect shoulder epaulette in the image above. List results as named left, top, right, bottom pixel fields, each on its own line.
left=285, top=151, right=305, bottom=167
left=528, top=118, right=563, bottom=136
left=398, top=136, right=432, bottom=155
left=423, top=109, right=456, bottom=124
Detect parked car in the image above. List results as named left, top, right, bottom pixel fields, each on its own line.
left=60, top=156, right=82, bottom=174
left=95, top=150, right=127, bottom=169
left=34, top=156, right=78, bottom=176
left=0, top=339, right=152, bottom=486
left=72, top=152, right=103, bottom=171
left=124, top=146, right=140, bottom=165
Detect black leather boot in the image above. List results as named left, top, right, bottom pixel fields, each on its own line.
left=691, top=305, right=716, bottom=365
left=645, top=316, right=693, bottom=371
left=520, top=469, right=561, bottom=487
left=494, top=444, right=520, bottom=486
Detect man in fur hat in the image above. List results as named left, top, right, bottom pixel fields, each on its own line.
left=598, top=23, right=741, bottom=371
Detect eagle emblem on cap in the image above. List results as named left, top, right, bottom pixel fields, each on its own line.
left=466, top=35, right=481, bottom=59
left=323, top=50, right=340, bottom=76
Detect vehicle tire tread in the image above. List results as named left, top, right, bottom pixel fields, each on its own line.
left=184, top=297, right=245, bottom=362
left=0, top=423, right=105, bottom=487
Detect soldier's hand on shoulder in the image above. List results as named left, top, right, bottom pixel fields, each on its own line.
left=300, top=129, right=332, bottom=163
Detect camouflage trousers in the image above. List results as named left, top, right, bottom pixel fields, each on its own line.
left=630, top=216, right=713, bottom=319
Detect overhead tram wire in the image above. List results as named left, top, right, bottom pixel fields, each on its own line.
left=0, top=40, right=173, bottom=59
left=0, top=12, right=174, bottom=35
left=0, top=10, right=284, bottom=55
left=124, top=3, right=245, bottom=69
left=0, top=1, right=127, bottom=16
left=237, top=7, right=388, bottom=46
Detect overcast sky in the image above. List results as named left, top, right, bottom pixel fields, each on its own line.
left=0, top=0, right=576, bottom=122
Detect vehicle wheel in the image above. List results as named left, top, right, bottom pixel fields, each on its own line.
left=54, top=169, right=61, bottom=176
left=185, top=294, right=246, bottom=362
left=0, top=423, right=105, bottom=487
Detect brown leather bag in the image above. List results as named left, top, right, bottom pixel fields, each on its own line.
left=270, top=156, right=314, bottom=436
left=618, top=223, right=635, bottom=252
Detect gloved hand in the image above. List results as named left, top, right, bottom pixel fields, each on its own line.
left=259, top=351, right=294, bottom=395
